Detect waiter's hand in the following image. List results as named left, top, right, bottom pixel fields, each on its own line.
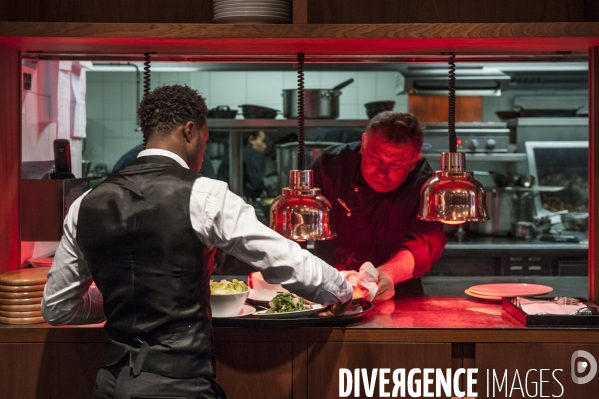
left=323, top=299, right=352, bottom=317
left=373, top=269, right=395, bottom=301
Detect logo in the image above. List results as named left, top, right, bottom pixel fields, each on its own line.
left=571, top=350, right=597, bottom=384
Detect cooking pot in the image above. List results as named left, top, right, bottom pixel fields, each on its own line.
left=207, top=105, right=238, bottom=119
left=469, top=187, right=538, bottom=236
left=364, top=101, right=395, bottom=119
left=282, top=78, right=354, bottom=119
left=238, top=104, right=279, bottom=119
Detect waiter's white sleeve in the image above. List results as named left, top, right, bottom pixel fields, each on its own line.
left=41, top=191, right=106, bottom=325
left=190, top=178, right=353, bottom=305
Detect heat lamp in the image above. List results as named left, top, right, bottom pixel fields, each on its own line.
left=417, top=53, right=489, bottom=224
left=269, top=53, right=337, bottom=241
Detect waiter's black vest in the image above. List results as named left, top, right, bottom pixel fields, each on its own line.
left=77, top=155, right=214, bottom=378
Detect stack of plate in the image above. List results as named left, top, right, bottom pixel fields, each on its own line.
left=28, top=257, right=53, bottom=268
left=0, top=268, right=49, bottom=324
left=465, top=283, right=553, bottom=302
left=213, top=0, right=292, bottom=24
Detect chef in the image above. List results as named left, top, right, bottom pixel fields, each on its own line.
left=311, top=111, right=447, bottom=301
left=217, top=130, right=267, bottom=200
left=41, top=85, right=353, bottom=399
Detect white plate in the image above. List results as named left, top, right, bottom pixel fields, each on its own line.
left=215, top=0, right=290, bottom=5
left=214, top=4, right=291, bottom=10
left=213, top=304, right=256, bottom=318
left=247, top=289, right=275, bottom=303
left=464, top=289, right=501, bottom=302
left=254, top=304, right=324, bottom=319
left=214, top=8, right=291, bottom=15
left=214, top=10, right=290, bottom=17
left=468, top=283, right=553, bottom=298
left=28, top=257, right=53, bottom=267
left=213, top=15, right=291, bottom=23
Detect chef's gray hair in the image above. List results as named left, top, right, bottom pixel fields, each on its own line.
left=366, top=111, right=423, bottom=151
left=138, top=85, right=208, bottom=143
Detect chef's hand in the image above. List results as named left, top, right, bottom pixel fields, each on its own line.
left=373, top=267, right=395, bottom=302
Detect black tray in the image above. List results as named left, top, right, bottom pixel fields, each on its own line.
left=212, top=301, right=374, bottom=328
left=502, top=297, right=599, bottom=328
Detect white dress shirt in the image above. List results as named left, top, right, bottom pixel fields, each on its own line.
left=41, top=149, right=353, bottom=325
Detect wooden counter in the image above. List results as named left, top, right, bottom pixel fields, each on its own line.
left=1, top=277, right=597, bottom=398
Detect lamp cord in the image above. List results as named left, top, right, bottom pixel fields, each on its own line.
left=142, top=52, right=152, bottom=149
left=448, top=52, right=457, bottom=153
left=297, top=52, right=305, bottom=170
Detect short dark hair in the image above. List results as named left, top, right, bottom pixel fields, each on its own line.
left=138, top=85, right=208, bottom=143
left=366, top=111, right=423, bottom=151
left=242, top=130, right=263, bottom=145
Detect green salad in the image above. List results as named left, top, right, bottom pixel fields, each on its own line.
left=210, top=279, right=249, bottom=294
left=266, top=293, right=312, bottom=313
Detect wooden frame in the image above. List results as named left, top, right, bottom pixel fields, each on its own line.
left=0, top=21, right=597, bottom=302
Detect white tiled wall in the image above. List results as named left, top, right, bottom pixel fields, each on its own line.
left=85, top=69, right=408, bottom=171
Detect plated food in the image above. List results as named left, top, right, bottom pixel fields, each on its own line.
left=266, top=292, right=312, bottom=314
left=210, top=278, right=249, bottom=294
left=210, top=279, right=250, bottom=317
left=251, top=293, right=324, bottom=319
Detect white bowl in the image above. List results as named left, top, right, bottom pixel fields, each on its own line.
left=210, top=290, right=250, bottom=317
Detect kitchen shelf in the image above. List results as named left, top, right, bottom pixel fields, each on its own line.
left=459, top=153, right=527, bottom=162
left=506, top=117, right=589, bottom=127
left=207, top=118, right=369, bottom=130
left=2, top=22, right=599, bottom=55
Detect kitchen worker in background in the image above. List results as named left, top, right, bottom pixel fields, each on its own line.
left=112, top=142, right=217, bottom=178
left=41, top=85, right=352, bottom=399
left=217, top=130, right=267, bottom=200
left=311, top=111, right=447, bottom=301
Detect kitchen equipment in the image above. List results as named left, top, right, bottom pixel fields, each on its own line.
left=469, top=187, right=513, bottom=236
left=207, top=105, right=238, bottom=118
left=275, top=141, right=341, bottom=191
left=473, top=171, right=511, bottom=187
left=51, top=139, right=75, bottom=179
left=496, top=106, right=583, bottom=120
left=238, top=104, right=279, bottom=119
left=525, top=141, right=588, bottom=219
left=561, top=212, right=588, bottom=231
left=511, top=221, right=538, bottom=239
left=495, top=110, right=519, bottom=120
left=514, top=105, right=583, bottom=117
left=364, top=101, right=395, bottom=119
left=420, top=122, right=510, bottom=153
left=282, top=78, right=354, bottom=119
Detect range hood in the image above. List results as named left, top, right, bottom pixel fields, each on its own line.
left=399, top=66, right=510, bottom=96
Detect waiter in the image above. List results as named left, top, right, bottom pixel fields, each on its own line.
left=311, top=111, right=447, bottom=301
left=41, top=85, right=352, bottom=399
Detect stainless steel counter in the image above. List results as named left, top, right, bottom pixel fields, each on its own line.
left=444, top=235, right=587, bottom=257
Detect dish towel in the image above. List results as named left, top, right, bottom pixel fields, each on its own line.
left=341, top=262, right=379, bottom=301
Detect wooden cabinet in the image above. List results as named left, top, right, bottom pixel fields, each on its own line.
left=476, top=344, right=599, bottom=398
left=215, top=342, right=294, bottom=399
left=0, top=343, right=104, bottom=399
left=306, top=343, right=452, bottom=398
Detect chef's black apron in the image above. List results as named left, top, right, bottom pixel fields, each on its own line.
left=78, top=155, right=226, bottom=398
